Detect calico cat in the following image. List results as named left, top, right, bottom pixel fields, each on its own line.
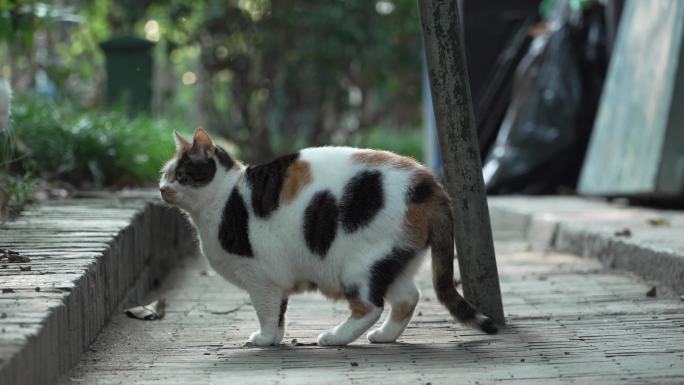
left=159, top=128, right=497, bottom=346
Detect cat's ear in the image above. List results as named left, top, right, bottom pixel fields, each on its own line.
left=191, top=127, right=214, bottom=154
left=173, top=130, right=191, bottom=152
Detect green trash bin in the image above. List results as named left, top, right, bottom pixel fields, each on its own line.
left=99, top=35, right=155, bottom=113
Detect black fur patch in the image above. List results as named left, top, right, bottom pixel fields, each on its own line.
left=175, top=152, right=217, bottom=187
left=218, top=188, right=253, bottom=257
left=479, top=316, right=498, bottom=334
left=278, top=299, right=288, bottom=328
left=339, top=170, right=384, bottom=233
left=368, top=247, right=416, bottom=307
left=303, top=190, right=338, bottom=258
left=406, top=175, right=434, bottom=204
left=245, top=153, right=300, bottom=218
left=343, top=285, right=360, bottom=300
left=215, top=146, right=235, bottom=169
left=454, top=296, right=476, bottom=321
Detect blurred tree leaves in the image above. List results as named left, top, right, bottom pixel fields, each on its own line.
left=149, top=0, right=422, bottom=161
left=2, top=0, right=423, bottom=162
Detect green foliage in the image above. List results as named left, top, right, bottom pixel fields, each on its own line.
left=146, top=0, right=423, bottom=161
left=3, top=0, right=425, bottom=164
left=53, top=0, right=111, bottom=96
left=0, top=1, right=106, bottom=104
left=1, top=97, right=182, bottom=188
left=0, top=172, right=35, bottom=219
left=353, top=127, right=423, bottom=161
left=0, top=0, right=46, bottom=49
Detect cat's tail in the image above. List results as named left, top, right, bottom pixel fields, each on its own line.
left=428, top=188, right=498, bottom=334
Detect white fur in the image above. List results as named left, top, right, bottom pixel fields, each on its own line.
left=160, top=145, right=427, bottom=346
left=0, top=79, right=11, bottom=131
left=368, top=276, right=420, bottom=343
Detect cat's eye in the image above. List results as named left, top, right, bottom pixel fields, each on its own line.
left=176, top=171, right=189, bottom=184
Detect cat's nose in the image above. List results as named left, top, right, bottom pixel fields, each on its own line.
left=160, top=187, right=175, bottom=203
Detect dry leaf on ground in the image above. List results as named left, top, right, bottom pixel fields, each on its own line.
left=0, top=249, right=30, bottom=263
left=125, top=299, right=166, bottom=320
left=614, top=228, right=632, bottom=237
left=647, top=218, right=670, bottom=227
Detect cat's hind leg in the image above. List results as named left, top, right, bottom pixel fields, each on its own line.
left=317, top=286, right=383, bottom=346
left=367, top=278, right=419, bottom=343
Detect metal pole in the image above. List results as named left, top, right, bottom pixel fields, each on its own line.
left=418, top=0, right=505, bottom=324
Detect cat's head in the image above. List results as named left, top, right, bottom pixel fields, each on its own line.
left=159, top=128, right=235, bottom=210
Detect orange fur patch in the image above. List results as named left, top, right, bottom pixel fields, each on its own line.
left=349, top=299, right=374, bottom=319
left=320, top=289, right=345, bottom=301
left=390, top=303, right=416, bottom=323
left=402, top=170, right=448, bottom=248
left=290, top=281, right=318, bottom=295
left=404, top=203, right=430, bottom=247
left=280, top=160, right=312, bottom=204
left=351, top=150, right=417, bottom=170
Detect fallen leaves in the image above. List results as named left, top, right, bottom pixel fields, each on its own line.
left=647, top=218, right=670, bottom=227
left=0, top=248, right=30, bottom=263
left=614, top=228, right=632, bottom=237
left=125, top=299, right=166, bottom=320
left=289, top=338, right=316, bottom=346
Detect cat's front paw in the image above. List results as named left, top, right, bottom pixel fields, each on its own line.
left=317, top=331, right=351, bottom=346
left=248, top=331, right=278, bottom=346
left=367, top=328, right=397, bottom=343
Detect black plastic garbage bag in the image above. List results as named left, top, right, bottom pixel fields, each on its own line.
left=483, top=2, right=606, bottom=194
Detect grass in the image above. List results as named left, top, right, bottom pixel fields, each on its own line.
left=0, top=96, right=186, bottom=219
left=2, top=97, right=424, bottom=187
left=0, top=173, right=35, bottom=220
left=1, top=97, right=183, bottom=188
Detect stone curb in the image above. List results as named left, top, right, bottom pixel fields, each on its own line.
left=489, top=197, right=684, bottom=296
left=0, top=192, right=193, bottom=385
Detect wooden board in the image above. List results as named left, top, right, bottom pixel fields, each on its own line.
left=579, top=0, right=684, bottom=198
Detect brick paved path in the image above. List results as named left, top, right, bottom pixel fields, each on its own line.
left=59, top=240, right=684, bottom=385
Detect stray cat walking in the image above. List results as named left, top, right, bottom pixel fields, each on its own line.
left=160, top=128, right=497, bottom=346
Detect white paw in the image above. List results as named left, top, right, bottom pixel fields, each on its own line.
left=367, top=328, right=397, bottom=343
left=317, top=331, right=352, bottom=346
left=248, top=331, right=277, bottom=346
